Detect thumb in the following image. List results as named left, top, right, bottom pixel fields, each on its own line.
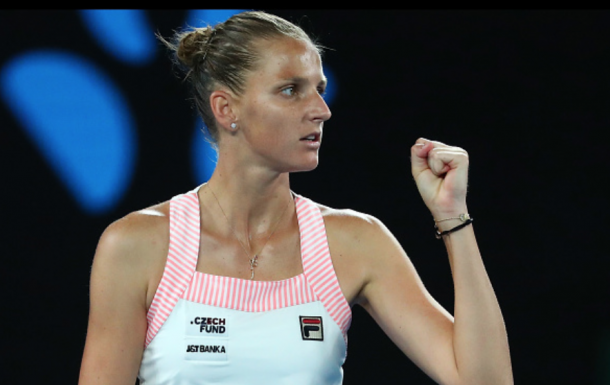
left=410, top=139, right=432, bottom=178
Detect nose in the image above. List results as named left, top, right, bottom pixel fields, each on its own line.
left=310, top=91, right=332, bottom=122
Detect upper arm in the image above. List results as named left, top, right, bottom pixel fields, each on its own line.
left=79, top=211, right=166, bottom=384
left=352, top=215, right=460, bottom=385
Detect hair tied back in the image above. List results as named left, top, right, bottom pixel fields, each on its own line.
left=200, top=27, right=217, bottom=64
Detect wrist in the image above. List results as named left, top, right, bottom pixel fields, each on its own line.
left=431, top=205, right=468, bottom=222
left=433, top=212, right=471, bottom=233
left=434, top=216, right=473, bottom=239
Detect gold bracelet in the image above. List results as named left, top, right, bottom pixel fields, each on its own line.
left=435, top=218, right=474, bottom=239
left=434, top=213, right=471, bottom=223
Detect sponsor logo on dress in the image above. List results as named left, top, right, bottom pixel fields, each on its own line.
left=186, top=344, right=226, bottom=353
left=300, top=316, right=324, bottom=341
left=190, top=317, right=227, bottom=334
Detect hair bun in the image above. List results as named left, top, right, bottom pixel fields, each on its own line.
left=176, top=27, right=214, bottom=69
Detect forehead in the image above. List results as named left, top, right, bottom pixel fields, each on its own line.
left=250, top=37, right=324, bottom=82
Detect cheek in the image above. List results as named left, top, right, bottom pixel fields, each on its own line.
left=247, top=103, right=294, bottom=140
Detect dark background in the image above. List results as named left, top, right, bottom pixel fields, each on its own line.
left=1, top=10, right=608, bottom=385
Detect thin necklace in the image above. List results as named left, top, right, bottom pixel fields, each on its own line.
left=208, top=186, right=291, bottom=280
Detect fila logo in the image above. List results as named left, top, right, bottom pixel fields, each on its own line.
left=300, top=316, right=324, bottom=341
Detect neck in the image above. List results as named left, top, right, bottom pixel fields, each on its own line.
left=199, top=155, right=295, bottom=241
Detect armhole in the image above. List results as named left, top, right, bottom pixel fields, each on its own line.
left=295, top=195, right=352, bottom=343
left=144, top=191, right=200, bottom=347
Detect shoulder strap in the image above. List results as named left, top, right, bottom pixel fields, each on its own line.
left=144, top=190, right=200, bottom=346
left=295, top=195, right=352, bottom=338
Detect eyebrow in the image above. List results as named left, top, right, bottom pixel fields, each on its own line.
left=282, top=76, right=328, bottom=87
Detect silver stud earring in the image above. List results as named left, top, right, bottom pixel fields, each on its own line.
left=230, top=122, right=237, bottom=130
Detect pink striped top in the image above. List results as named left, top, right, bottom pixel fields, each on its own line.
left=145, top=189, right=352, bottom=347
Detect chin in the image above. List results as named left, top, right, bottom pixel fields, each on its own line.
left=285, top=157, right=319, bottom=173
left=299, top=163, right=319, bottom=173
left=273, top=150, right=321, bottom=173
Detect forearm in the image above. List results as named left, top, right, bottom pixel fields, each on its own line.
left=443, top=224, right=513, bottom=385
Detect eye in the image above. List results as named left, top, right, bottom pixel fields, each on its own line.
left=281, top=86, right=296, bottom=96
left=317, top=86, right=327, bottom=96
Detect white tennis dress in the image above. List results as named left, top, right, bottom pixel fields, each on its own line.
left=138, top=188, right=352, bottom=384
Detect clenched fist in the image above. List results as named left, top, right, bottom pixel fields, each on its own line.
left=410, top=138, right=469, bottom=222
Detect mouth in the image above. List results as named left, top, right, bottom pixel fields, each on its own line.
left=299, top=132, right=321, bottom=142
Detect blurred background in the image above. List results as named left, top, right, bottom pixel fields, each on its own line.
left=1, top=9, right=608, bottom=384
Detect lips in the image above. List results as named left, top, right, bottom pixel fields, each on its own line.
left=300, top=132, right=321, bottom=142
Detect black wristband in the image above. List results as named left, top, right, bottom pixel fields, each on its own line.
left=434, top=218, right=473, bottom=239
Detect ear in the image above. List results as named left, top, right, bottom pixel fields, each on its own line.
left=210, top=89, right=238, bottom=133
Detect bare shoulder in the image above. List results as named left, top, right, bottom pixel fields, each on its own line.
left=97, top=201, right=170, bottom=263
left=317, top=202, right=376, bottom=229
left=93, top=200, right=171, bottom=308
left=316, top=202, right=391, bottom=244
left=312, top=201, right=398, bottom=305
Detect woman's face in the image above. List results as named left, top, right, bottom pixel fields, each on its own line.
left=234, top=37, right=331, bottom=173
